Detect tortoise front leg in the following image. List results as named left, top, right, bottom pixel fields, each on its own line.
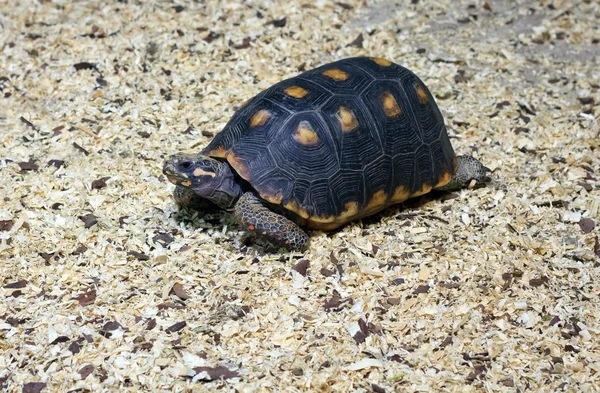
left=234, top=192, right=309, bottom=251
left=173, top=185, right=220, bottom=212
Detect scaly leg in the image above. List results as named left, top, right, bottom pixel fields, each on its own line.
left=234, top=192, right=309, bottom=251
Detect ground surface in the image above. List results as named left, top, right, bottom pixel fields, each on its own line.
left=1, top=0, right=600, bottom=392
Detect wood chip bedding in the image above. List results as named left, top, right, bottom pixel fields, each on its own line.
left=1, top=0, right=599, bottom=392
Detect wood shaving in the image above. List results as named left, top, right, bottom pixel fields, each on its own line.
left=1, top=0, right=599, bottom=392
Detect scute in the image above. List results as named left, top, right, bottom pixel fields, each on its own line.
left=202, top=57, right=456, bottom=229
left=300, top=60, right=374, bottom=95
left=321, top=95, right=383, bottom=172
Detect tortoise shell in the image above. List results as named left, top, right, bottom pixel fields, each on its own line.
left=202, top=56, right=457, bottom=230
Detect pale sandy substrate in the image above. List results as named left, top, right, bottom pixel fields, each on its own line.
left=1, top=0, right=599, bottom=392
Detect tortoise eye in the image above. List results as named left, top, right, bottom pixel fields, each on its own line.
left=179, top=160, right=193, bottom=170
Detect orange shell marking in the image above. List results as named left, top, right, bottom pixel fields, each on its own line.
left=337, top=106, right=359, bottom=133
left=322, top=69, right=349, bottom=81
left=434, top=171, right=452, bottom=189
left=415, top=85, right=429, bottom=104
left=227, top=153, right=251, bottom=181
left=260, top=190, right=284, bottom=204
left=284, top=199, right=310, bottom=220
left=380, top=91, right=401, bottom=117
left=371, top=57, right=391, bottom=66
left=305, top=201, right=360, bottom=230
left=390, top=185, right=410, bottom=203
left=249, top=110, right=270, bottom=128
left=307, top=214, right=337, bottom=224
left=284, top=86, right=309, bottom=98
left=293, top=121, right=319, bottom=146
left=365, top=190, right=387, bottom=213
left=338, top=201, right=360, bottom=220
left=206, top=145, right=228, bottom=158
left=411, top=183, right=433, bottom=197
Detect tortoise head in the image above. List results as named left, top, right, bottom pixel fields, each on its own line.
left=162, top=153, right=242, bottom=209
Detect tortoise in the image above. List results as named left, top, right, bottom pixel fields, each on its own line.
left=162, top=56, right=491, bottom=251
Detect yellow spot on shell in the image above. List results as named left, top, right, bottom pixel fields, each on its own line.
left=193, top=168, right=216, bottom=177
left=380, top=91, right=401, bottom=117
left=339, top=201, right=360, bottom=219
left=371, top=57, right=391, bottom=66
left=365, top=190, right=387, bottom=212
left=181, top=180, right=192, bottom=187
left=305, top=184, right=425, bottom=231
left=206, top=145, right=228, bottom=158
left=308, top=214, right=337, bottom=224
left=411, top=183, right=433, bottom=197
left=434, top=171, right=452, bottom=189
left=322, top=69, right=349, bottom=81
left=306, top=201, right=360, bottom=230
left=284, top=199, right=310, bottom=219
left=337, top=106, right=358, bottom=133
left=415, top=84, right=429, bottom=104
left=249, top=110, right=270, bottom=128
left=390, top=185, right=410, bottom=203
left=293, top=121, right=319, bottom=146
left=284, top=86, right=309, bottom=98
left=261, top=191, right=283, bottom=204
left=227, top=153, right=251, bottom=181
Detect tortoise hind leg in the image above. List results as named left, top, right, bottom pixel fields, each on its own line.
left=435, top=155, right=492, bottom=192
left=234, top=192, right=309, bottom=251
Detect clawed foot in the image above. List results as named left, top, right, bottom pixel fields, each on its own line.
left=235, top=192, right=309, bottom=251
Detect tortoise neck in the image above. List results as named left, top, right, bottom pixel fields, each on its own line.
left=206, top=159, right=244, bottom=210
